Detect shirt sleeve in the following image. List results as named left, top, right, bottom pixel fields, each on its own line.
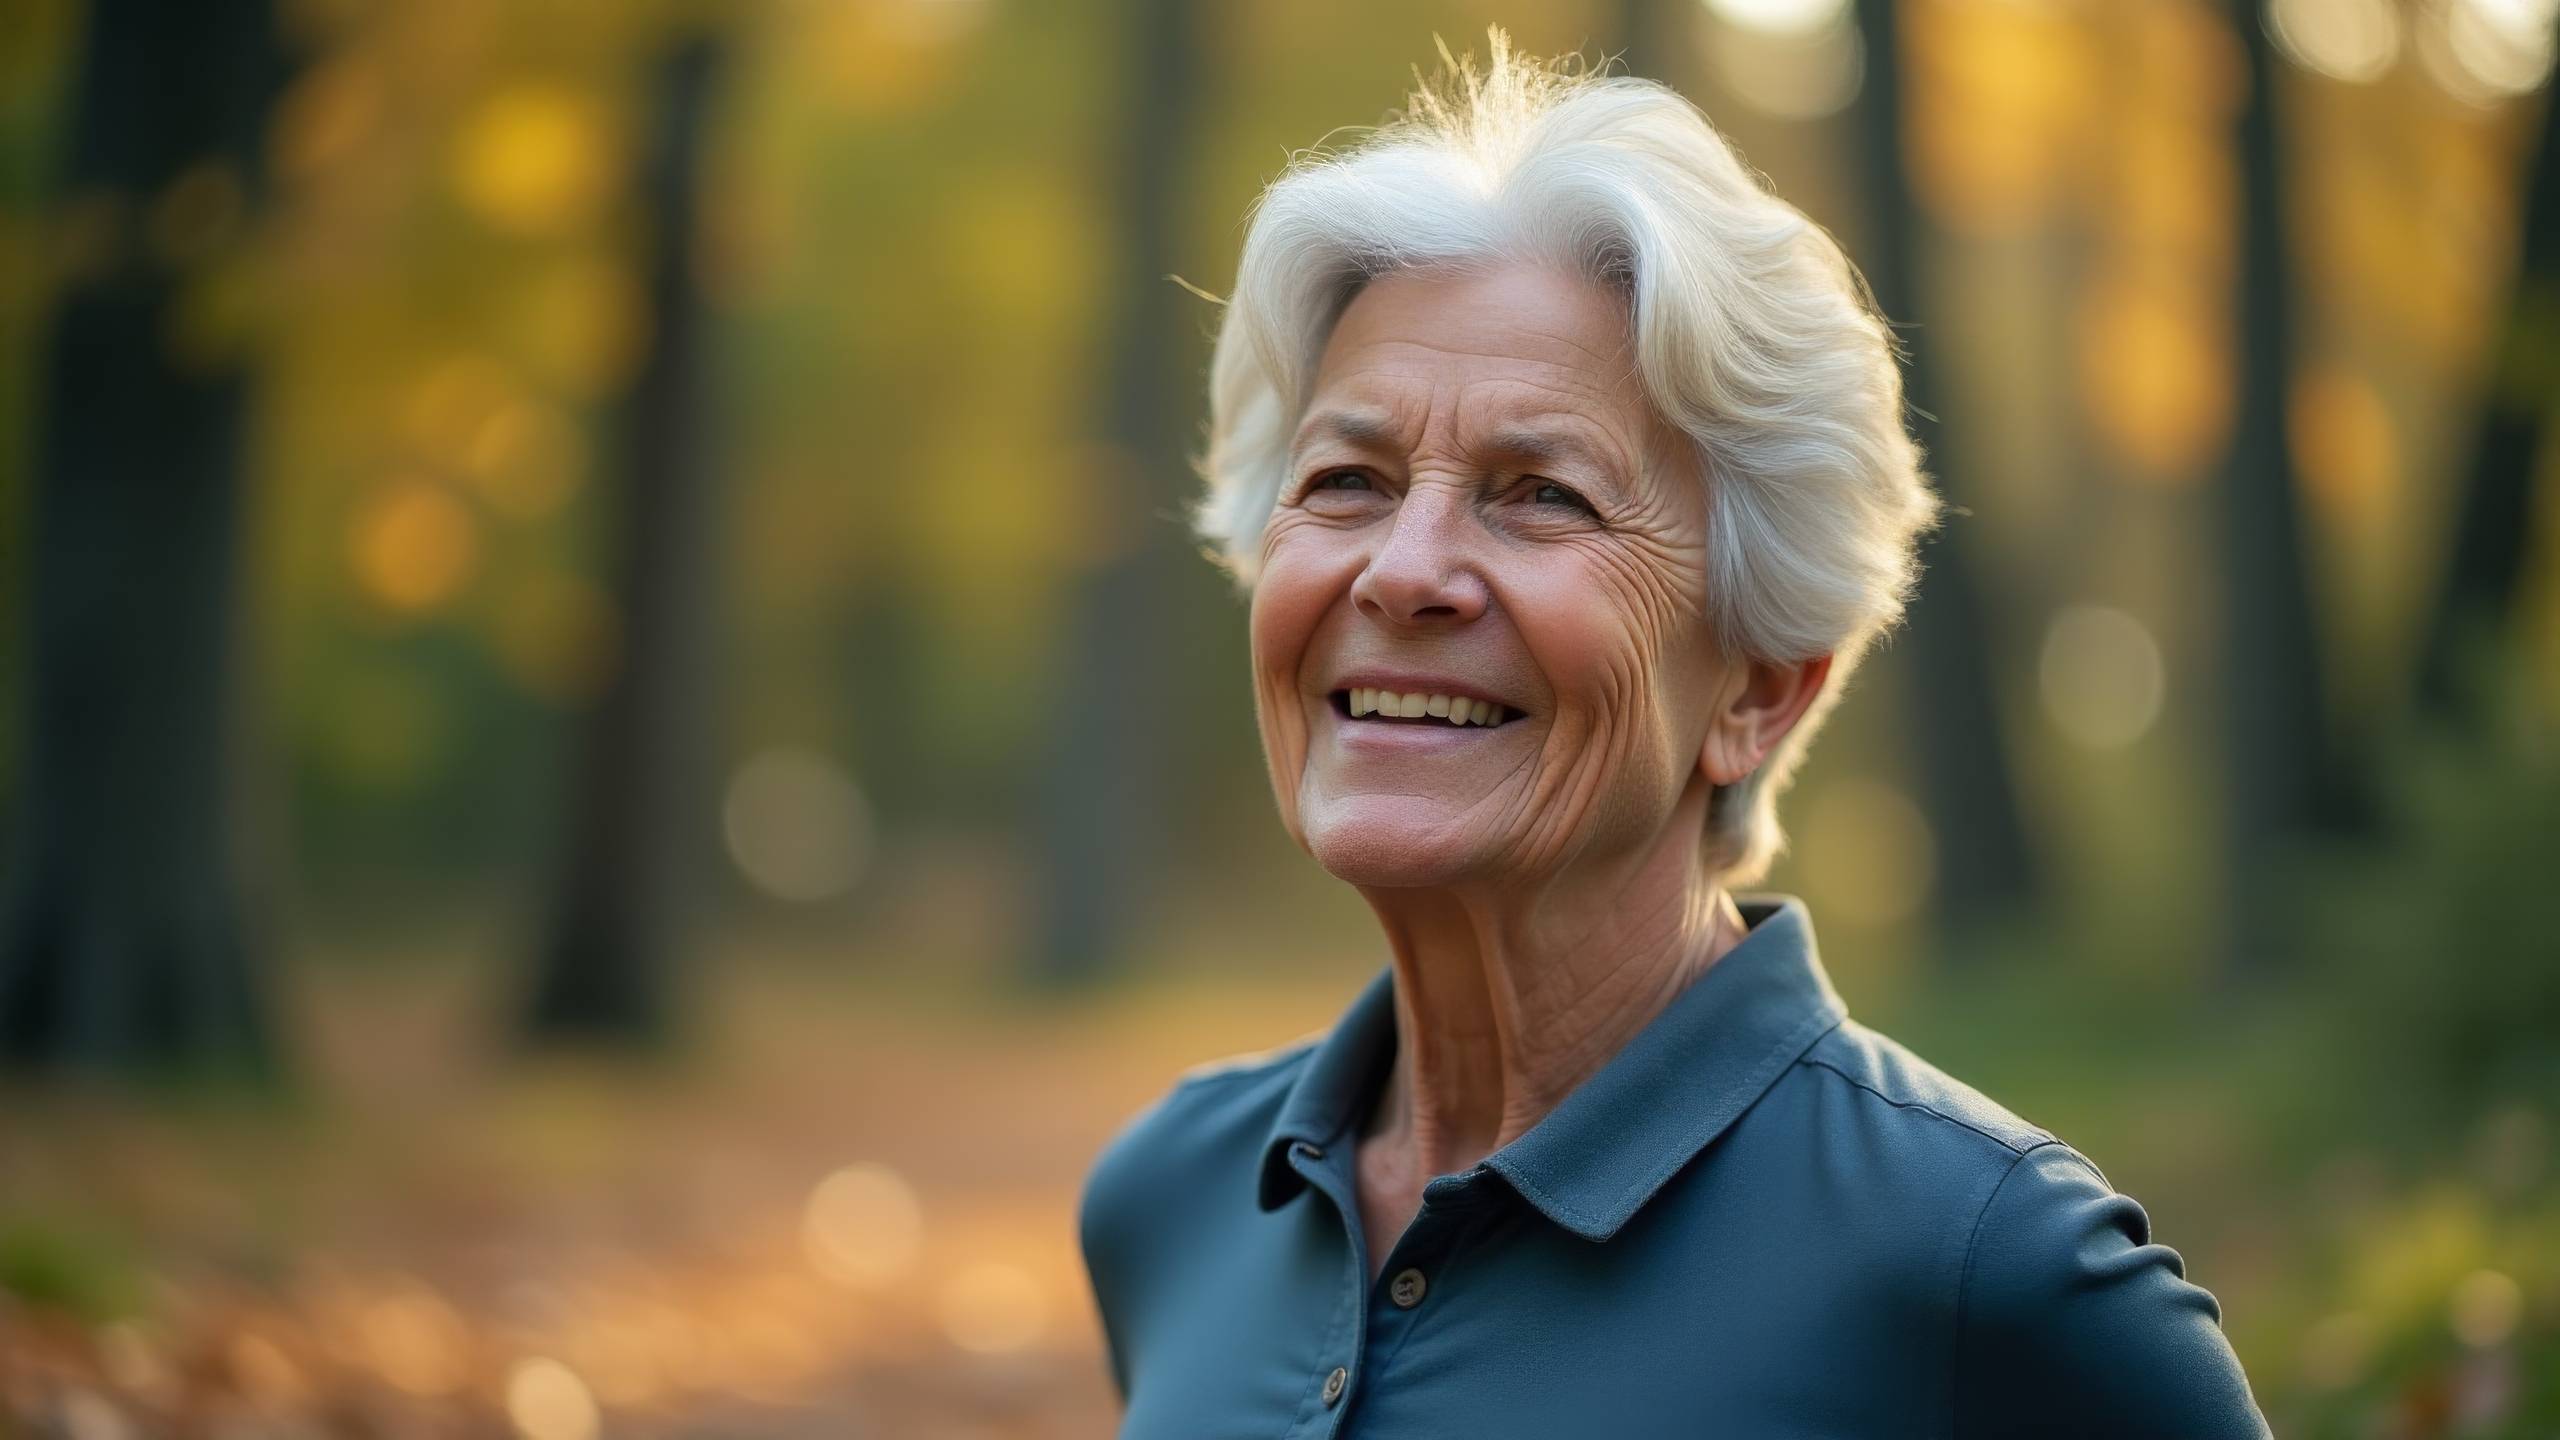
left=1081, top=1084, right=1198, bottom=1408
left=1076, top=1113, right=1149, bottom=1406
left=1954, top=1141, right=2272, bottom=1439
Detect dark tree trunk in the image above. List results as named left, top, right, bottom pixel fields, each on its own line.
left=1028, top=0, right=1203, bottom=986
left=0, top=0, right=284, bottom=1076
left=1850, top=0, right=2041, bottom=933
left=525, top=34, right=726, bottom=1042
left=2221, top=2, right=2365, bottom=968
left=2415, top=86, right=2558, bottom=725
left=1616, top=0, right=1685, bottom=88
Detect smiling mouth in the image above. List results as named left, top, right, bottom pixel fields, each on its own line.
left=1331, top=688, right=1518, bottom=727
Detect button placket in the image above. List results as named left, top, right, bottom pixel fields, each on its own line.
left=1350, top=1186, right=1498, bottom=1428
left=1280, top=1133, right=1370, bottom=1439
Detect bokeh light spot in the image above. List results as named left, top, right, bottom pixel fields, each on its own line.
left=506, top=1357, right=599, bottom=1440
left=2267, top=0, right=2402, bottom=82
left=2039, top=605, right=2167, bottom=750
left=725, top=748, right=876, bottom=903
left=361, top=1282, right=472, bottom=1396
left=352, top=479, right=478, bottom=614
left=802, top=1162, right=923, bottom=1288
left=1703, top=9, right=1865, bottom=119
left=454, top=84, right=619, bottom=237
left=2449, top=1267, right=2524, bottom=1346
left=1703, top=0, right=1849, bottom=40
left=802, top=0, right=989, bottom=113
left=1903, top=0, right=2100, bottom=235
left=2422, top=0, right=2560, bottom=101
left=2076, top=272, right=2230, bottom=482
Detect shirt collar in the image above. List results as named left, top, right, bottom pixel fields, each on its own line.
left=1256, top=895, right=1848, bottom=1241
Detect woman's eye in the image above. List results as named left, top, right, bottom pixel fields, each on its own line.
left=1300, top=469, right=1376, bottom=502
left=1529, top=480, right=1595, bottom=514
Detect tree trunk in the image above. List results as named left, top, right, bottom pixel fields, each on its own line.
left=1616, top=0, right=1686, bottom=88
left=525, top=34, right=726, bottom=1042
left=2415, top=85, right=2558, bottom=725
left=2220, top=1, right=2365, bottom=969
left=0, top=0, right=284, bottom=1076
left=1028, top=0, right=1204, bottom=986
left=1850, top=0, right=2042, bottom=934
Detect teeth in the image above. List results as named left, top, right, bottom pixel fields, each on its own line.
left=1346, top=689, right=1511, bottom=726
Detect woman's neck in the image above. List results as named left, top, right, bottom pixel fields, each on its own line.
left=1352, top=811, right=1749, bottom=1191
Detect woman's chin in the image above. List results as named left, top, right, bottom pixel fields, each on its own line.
left=1299, top=804, right=1496, bottom=889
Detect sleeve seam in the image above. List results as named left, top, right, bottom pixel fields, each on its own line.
left=1950, top=1138, right=2075, bottom=1439
left=1800, top=1055, right=2051, bottom=1158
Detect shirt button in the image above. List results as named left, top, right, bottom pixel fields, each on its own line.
left=1389, top=1267, right=1428, bottom=1308
left=1295, top=1141, right=1325, bottom=1160
left=1321, top=1365, right=1348, bottom=1406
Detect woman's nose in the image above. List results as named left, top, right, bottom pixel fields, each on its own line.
left=1349, top=483, right=1487, bottom=627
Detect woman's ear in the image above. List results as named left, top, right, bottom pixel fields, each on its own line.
left=1701, top=653, right=1834, bottom=787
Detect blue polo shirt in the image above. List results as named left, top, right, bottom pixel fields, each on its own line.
left=1076, top=896, right=2272, bottom=1437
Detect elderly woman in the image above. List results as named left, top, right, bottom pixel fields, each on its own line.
left=1076, top=35, right=2270, bottom=1439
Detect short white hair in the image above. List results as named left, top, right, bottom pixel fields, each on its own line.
left=1193, top=31, right=1942, bottom=884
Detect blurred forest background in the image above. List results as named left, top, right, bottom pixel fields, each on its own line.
left=0, top=0, right=2555, bottom=1434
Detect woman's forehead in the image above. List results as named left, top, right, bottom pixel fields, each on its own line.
left=1321, top=264, right=1637, bottom=376
left=1295, top=269, right=1679, bottom=487
left=1305, top=269, right=1651, bottom=433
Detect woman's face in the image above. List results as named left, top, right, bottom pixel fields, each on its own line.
left=1250, top=263, right=1738, bottom=889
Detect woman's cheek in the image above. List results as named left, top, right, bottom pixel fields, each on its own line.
left=1246, top=568, right=1318, bottom=833
left=1509, top=579, right=1672, bottom=855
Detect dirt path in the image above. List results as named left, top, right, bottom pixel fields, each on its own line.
left=0, top=955, right=1357, bottom=1438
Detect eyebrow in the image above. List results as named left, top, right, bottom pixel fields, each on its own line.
left=1482, top=424, right=1620, bottom=478
left=1289, top=408, right=1403, bottom=458
left=1291, top=411, right=1623, bottom=478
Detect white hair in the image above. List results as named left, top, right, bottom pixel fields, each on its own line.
left=1194, top=31, right=1943, bottom=884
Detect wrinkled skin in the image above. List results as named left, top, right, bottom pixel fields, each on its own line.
left=1244, top=263, right=1834, bottom=1272
left=1252, top=263, right=1819, bottom=887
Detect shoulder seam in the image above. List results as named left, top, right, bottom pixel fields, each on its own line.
left=1798, top=1054, right=2048, bottom=1158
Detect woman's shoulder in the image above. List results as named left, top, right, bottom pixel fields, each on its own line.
left=1794, top=1016, right=2065, bottom=1162
left=1074, top=1036, right=1327, bottom=1399
left=1076, top=1037, right=1322, bottom=1246
left=1786, top=1020, right=2271, bottom=1436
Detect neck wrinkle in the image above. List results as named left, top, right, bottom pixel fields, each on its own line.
left=1354, top=803, right=1746, bottom=1193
